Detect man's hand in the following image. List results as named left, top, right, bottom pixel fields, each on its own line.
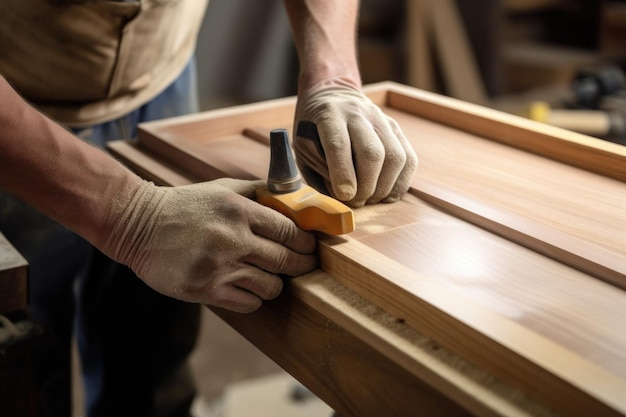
left=293, top=78, right=418, bottom=207
left=102, top=178, right=318, bottom=313
left=0, top=76, right=316, bottom=314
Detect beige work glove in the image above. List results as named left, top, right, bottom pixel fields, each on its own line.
left=293, top=78, right=418, bottom=207
left=100, top=178, right=318, bottom=313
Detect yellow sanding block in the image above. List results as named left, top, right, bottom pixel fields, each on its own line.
left=255, top=129, right=354, bottom=235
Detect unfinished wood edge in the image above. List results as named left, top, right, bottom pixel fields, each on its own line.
left=137, top=99, right=295, bottom=152
left=293, top=271, right=558, bottom=417
left=320, top=237, right=626, bottom=417
left=383, top=83, right=626, bottom=181
left=209, top=283, right=475, bottom=417
left=139, top=95, right=297, bottom=131
left=411, top=180, right=626, bottom=290
left=243, top=127, right=271, bottom=146
left=137, top=82, right=390, bottom=143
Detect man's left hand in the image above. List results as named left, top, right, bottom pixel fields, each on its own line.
left=293, top=78, right=418, bottom=207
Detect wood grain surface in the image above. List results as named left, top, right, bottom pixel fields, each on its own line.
left=108, top=140, right=560, bottom=417
left=130, top=82, right=626, bottom=416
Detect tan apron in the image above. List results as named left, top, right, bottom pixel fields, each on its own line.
left=0, top=0, right=209, bottom=127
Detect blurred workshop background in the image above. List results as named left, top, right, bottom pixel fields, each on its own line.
left=69, top=0, right=626, bottom=416
left=197, top=0, right=626, bottom=142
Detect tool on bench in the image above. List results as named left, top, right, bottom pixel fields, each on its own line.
left=255, top=129, right=355, bottom=235
left=571, top=65, right=625, bottom=109
left=527, top=101, right=626, bottom=144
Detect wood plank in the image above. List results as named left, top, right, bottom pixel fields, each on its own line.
left=411, top=180, right=626, bottom=289
left=321, top=231, right=626, bottom=417
left=165, top=119, right=626, bottom=295
left=211, top=271, right=563, bottom=417
left=243, top=126, right=626, bottom=289
left=131, top=83, right=626, bottom=416
left=211, top=272, right=475, bottom=417
left=108, top=139, right=560, bottom=417
left=386, top=109, right=625, bottom=263
left=111, top=134, right=626, bottom=415
left=384, top=82, right=626, bottom=181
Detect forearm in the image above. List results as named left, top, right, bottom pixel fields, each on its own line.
left=283, top=0, right=362, bottom=91
left=0, top=76, right=143, bottom=247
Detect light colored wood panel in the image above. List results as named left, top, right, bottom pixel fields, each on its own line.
left=108, top=141, right=559, bottom=417
left=210, top=272, right=474, bottom=417
left=211, top=271, right=558, bottom=417
left=353, top=197, right=626, bottom=379
left=411, top=180, right=626, bottom=289
left=192, top=121, right=626, bottom=290
left=131, top=128, right=626, bottom=414
left=387, top=109, right=626, bottom=258
left=130, top=84, right=626, bottom=415
left=320, top=234, right=626, bottom=417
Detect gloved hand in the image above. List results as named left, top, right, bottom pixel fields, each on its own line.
left=0, top=74, right=316, bottom=314
left=99, top=178, right=318, bottom=313
left=293, top=78, right=418, bottom=207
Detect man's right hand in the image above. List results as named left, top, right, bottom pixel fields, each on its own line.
left=101, top=178, right=318, bottom=313
left=1, top=75, right=316, bottom=313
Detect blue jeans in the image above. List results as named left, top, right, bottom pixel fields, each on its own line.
left=0, top=58, right=201, bottom=417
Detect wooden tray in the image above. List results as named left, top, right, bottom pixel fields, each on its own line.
left=129, top=82, right=626, bottom=416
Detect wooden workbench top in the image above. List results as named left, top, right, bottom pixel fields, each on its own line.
left=109, top=81, right=626, bottom=417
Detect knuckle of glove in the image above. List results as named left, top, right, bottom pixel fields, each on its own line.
left=361, top=137, right=386, bottom=163
left=274, top=220, right=298, bottom=244
left=245, top=274, right=283, bottom=301
left=383, top=141, right=408, bottom=171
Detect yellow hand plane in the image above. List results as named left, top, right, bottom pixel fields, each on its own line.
left=255, top=129, right=354, bottom=235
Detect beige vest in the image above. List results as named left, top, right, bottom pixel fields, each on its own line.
left=0, top=0, right=209, bottom=127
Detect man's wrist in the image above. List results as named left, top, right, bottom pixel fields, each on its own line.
left=298, top=73, right=362, bottom=96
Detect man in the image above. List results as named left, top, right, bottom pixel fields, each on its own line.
left=0, top=1, right=418, bottom=416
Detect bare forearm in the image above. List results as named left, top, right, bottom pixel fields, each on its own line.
left=283, top=0, right=361, bottom=91
left=0, top=76, right=142, bottom=247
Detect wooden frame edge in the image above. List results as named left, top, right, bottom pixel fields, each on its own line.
left=381, top=81, right=626, bottom=181
left=320, top=236, right=626, bottom=417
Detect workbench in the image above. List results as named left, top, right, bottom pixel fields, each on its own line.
left=109, top=82, right=626, bottom=417
left=0, top=232, right=37, bottom=417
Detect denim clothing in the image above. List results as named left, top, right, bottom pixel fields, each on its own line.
left=0, top=58, right=201, bottom=417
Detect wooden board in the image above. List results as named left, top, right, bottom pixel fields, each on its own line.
left=108, top=140, right=560, bottom=417
left=129, top=82, right=626, bottom=416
